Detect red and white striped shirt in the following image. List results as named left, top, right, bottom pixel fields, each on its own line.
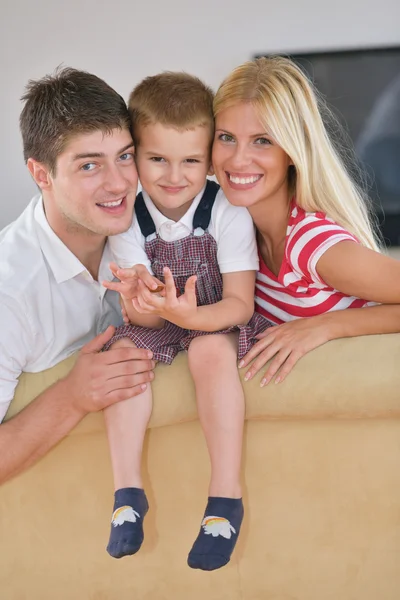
left=255, top=202, right=373, bottom=325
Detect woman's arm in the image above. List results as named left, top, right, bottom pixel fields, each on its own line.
left=316, top=241, right=400, bottom=303
left=241, top=303, right=400, bottom=385
left=241, top=242, right=400, bottom=385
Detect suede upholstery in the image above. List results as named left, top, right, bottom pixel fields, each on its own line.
left=1, top=334, right=400, bottom=599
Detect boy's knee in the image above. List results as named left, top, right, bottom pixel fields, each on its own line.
left=188, top=334, right=236, bottom=367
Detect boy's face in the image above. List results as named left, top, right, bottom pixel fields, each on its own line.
left=30, top=128, right=138, bottom=239
left=135, top=122, right=212, bottom=221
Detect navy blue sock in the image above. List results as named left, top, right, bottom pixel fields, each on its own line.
left=106, top=487, right=149, bottom=559
left=187, top=497, right=244, bottom=571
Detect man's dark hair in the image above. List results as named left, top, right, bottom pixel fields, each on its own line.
left=20, top=67, right=131, bottom=174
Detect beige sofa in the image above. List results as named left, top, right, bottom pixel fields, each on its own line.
left=2, top=333, right=400, bottom=600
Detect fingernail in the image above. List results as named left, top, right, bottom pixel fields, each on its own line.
left=141, top=384, right=147, bottom=391
left=147, top=351, right=153, bottom=359
left=260, top=379, right=266, bottom=387
left=238, top=360, right=244, bottom=368
left=275, top=377, right=281, bottom=384
left=244, top=372, right=251, bottom=381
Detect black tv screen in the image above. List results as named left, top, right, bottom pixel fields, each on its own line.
left=256, top=47, right=400, bottom=245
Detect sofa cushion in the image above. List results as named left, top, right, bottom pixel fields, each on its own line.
left=5, top=333, right=400, bottom=434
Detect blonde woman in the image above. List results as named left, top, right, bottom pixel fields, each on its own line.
left=212, top=56, right=400, bottom=386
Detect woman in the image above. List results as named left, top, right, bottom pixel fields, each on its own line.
left=212, top=56, right=400, bottom=386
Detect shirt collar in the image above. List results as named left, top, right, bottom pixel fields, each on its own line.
left=141, top=183, right=207, bottom=232
left=34, top=197, right=113, bottom=284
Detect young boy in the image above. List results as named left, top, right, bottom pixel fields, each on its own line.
left=102, top=72, right=270, bottom=571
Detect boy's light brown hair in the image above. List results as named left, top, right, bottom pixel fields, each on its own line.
left=20, top=67, right=131, bottom=174
left=128, top=71, right=214, bottom=144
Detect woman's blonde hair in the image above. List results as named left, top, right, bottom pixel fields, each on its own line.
left=214, top=56, right=380, bottom=250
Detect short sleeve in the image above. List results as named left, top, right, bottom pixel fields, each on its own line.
left=287, top=214, right=358, bottom=285
left=108, top=217, right=153, bottom=273
left=0, top=295, right=33, bottom=422
left=212, top=191, right=259, bottom=274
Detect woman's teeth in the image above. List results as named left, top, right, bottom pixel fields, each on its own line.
left=229, top=175, right=261, bottom=184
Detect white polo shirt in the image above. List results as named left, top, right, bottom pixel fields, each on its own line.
left=109, top=184, right=259, bottom=274
left=0, top=196, right=122, bottom=422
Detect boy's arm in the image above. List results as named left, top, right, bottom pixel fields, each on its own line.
left=120, top=294, right=165, bottom=329
left=188, top=270, right=256, bottom=331
left=107, top=225, right=164, bottom=328
left=129, top=267, right=256, bottom=332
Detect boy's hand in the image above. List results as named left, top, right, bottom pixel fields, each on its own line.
left=102, top=262, right=163, bottom=300
left=131, top=267, right=199, bottom=329
left=120, top=301, right=130, bottom=324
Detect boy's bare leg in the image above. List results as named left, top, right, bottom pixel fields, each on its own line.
left=187, top=333, right=245, bottom=571
left=103, top=338, right=153, bottom=559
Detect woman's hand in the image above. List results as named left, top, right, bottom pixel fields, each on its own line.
left=239, top=315, right=332, bottom=386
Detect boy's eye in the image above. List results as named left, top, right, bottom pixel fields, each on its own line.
left=150, top=157, right=166, bottom=162
left=254, top=137, right=271, bottom=145
left=81, top=162, right=96, bottom=171
left=217, top=133, right=235, bottom=143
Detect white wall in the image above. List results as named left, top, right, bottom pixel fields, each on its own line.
left=1, top=0, right=399, bottom=227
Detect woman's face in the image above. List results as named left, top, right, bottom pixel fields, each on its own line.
left=212, top=102, right=292, bottom=209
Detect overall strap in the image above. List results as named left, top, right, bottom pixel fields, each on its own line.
left=192, top=180, right=220, bottom=231
left=134, top=192, right=156, bottom=237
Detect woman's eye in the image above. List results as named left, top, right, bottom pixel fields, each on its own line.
left=218, top=133, right=234, bottom=143
left=254, top=137, right=271, bottom=145
left=81, top=163, right=96, bottom=171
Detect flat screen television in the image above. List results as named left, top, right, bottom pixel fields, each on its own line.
left=255, top=46, right=400, bottom=246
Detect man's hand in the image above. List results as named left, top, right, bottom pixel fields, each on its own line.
left=0, top=326, right=155, bottom=485
left=131, top=267, right=199, bottom=329
left=63, top=326, right=155, bottom=415
left=102, top=262, right=163, bottom=300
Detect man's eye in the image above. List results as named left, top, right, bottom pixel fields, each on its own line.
left=81, top=163, right=96, bottom=171
left=119, top=152, right=134, bottom=161
left=218, top=133, right=234, bottom=143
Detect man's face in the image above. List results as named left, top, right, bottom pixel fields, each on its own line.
left=42, top=128, right=138, bottom=238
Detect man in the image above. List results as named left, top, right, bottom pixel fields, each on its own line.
left=0, top=67, right=154, bottom=484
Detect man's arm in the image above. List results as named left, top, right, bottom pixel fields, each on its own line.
left=0, top=327, right=155, bottom=485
